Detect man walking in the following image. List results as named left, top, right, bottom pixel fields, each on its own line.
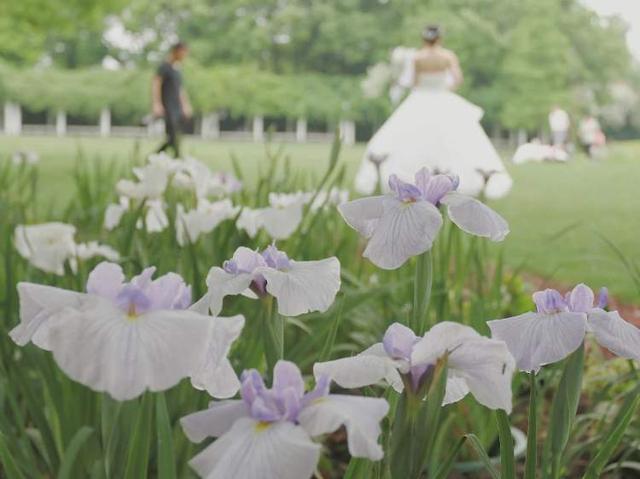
left=152, top=41, right=192, bottom=157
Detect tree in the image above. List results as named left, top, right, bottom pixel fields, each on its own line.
left=0, top=0, right=127, bottom=65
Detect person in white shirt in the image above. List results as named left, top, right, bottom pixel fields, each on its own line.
left=548, top=106, right=570, bottom=149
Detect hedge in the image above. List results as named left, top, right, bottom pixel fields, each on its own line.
left=0, top=62, right=390, bottom=123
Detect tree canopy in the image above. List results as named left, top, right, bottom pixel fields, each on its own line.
left=0, top=0, right=636, bottom=132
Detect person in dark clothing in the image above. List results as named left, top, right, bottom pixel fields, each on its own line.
left=152, top=42, right=192, bottom=157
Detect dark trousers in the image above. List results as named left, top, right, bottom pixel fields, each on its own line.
left=157, top=114, right=181, bottom=158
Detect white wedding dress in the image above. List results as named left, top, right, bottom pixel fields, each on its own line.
left=355, top=70, right=512, bottom=199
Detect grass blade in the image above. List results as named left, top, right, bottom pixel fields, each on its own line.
left=318, top=297, right=344, bottom=361
left=123, top=394, right=154, bottom=479
left=582, top=387, right=640, bottom=479
left=0, top=431, right=26, bottom=479
left=433, top=435, right=468, bottom=479
left=548, top=344, right=584, bottom=479
left=524, top=371, right=538, bottom=479
left=465, top=434, right=500, bottom=479
left=156, top=393, right=177, bottom=479
left=57, top=426, right=94, bottom=479
left=343, top=457, right=372, bottom=479
left=496, top=410, right=515, bottom=479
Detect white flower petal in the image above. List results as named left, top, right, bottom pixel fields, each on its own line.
left=261, top=202, right=304, bottom=240
left=175, top=204, right=193, bottom=246
left=145, top=200, right=169, bottom=233
left=189, top=293, right=211, bottom=315
left=180, top=400, right=248, bottom=442
left=75, top=242, right=120, bottom=262
left=236, top=208, right=263, bottom=238
left=86, top=262, right=125, bottom=301
left=313, top=343, right=403, bottom=392
left=587, top=309, right=640, bottom=360
left=443, top=375, right=470, bottom=405
left=191, top=315, right=245, bottom=398
left=177, top=200, right=240, bottom=246
left=48, top=303, right=217, bottom=400
left=116, top=164, right=168, bottom=200
left=205, top=267, right=254, bottom=316
left=299, top=394, right=389, bottom=460
left=411, top=322, right=482, bottom=367
left=268, top=191, right=312, bottom=208
left=488, top=312, right=587, bottom=372
left=10, top=283, right=87, bottom=349
left=338, top=196, right=386, bottom=238
left=441, top=192, right=509, bottom=241
left=260, top=257, right=341, bottom=317
left=448, top=338, right=516, bottom=412
left=363, top=198, right=443, bottom=270
left=14, top=223, right=77, bottom=275
left=104, top=201, right=128, bottom=230
left=189, top=418, right=320, bottom=479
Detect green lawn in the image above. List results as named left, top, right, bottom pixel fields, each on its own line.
left=1, top=135, right=639, bottom=303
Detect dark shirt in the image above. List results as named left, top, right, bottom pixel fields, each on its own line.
left=157, top=61, right=182, bottom=118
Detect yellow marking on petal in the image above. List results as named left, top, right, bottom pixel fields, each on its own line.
left=255, top=421, right=272, bottom=432
left=126, top=304, right=139, bottom=321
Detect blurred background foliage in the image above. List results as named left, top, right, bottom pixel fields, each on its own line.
left=1, top=0, right=639, bottom=135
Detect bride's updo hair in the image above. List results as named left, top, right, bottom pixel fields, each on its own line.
left=422, top=25, right=442, bottom=45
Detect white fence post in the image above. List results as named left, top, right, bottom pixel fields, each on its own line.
left=3, top=102, right=22, bottom=135
left=296, top=118, right=307, bottom=143
left=253, top=116, right=264, bottom=142
left=339, top=119, right=356, bottom=146
left=148, top=118, right=165, bottom=137
left=201, top=112, right=220, bottom=139
left=99, top=108, right=111, bottom=137
left=55, top=110, right=67, bottom=137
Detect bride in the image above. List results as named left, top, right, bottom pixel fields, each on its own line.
left=355, top=25, right=512, bottom=199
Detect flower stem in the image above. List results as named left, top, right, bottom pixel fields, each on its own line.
left=548, top=344, right=584, bottom=479
left=412, top=250, right=433, bottom=334
left=262, top=296, right=284, bottom=373
left=524, top=372, right=538, bottom=479
left=496, top=410, right=515, bottom=479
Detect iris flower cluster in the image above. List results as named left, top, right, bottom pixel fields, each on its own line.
left=10, top=156, right=640, bottom=479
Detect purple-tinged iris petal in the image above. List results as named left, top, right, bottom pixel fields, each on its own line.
left=115, top=284, right=152, bottom=315
left=250, top=275, right=268, bottom=296
left=409, top=364, right=430, bottom=392
left=223, top=259, right=239, bottom=274
left=86, top=262, right=125, bottom=301
left=421, top=174, right=457, bottom=205
left=567, top=284, right=594, bottom=313
left=228, top=247, right=267, bottom=274
left=250, top=397, right=281, bottom=422
left=303, top=374, right=331, bottom=406
left=239, top=361, right=327, bottom=424
left=240, top=369, right=266, bottom=408
left=273, top=361, right=305, bottom=397
left=280, top=387, right=303, bottom=422
left=597, top=287, right=608, bottom=309
left=414, top=168, right=431, bottom=194
left=174, top=285, right=192, bottom=310
left=382, top=323, right=417, bottom=360
left=532, top=289, right=568, bottom=314
left=146, top=272, right=192, bottom=310
left=88, top=263, right=192, bottom=315
left=131, top=267, right=156, bottom=289
left=389, top=175, right=423, bottom=202
left=262, top=245, right=292, bottom=271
